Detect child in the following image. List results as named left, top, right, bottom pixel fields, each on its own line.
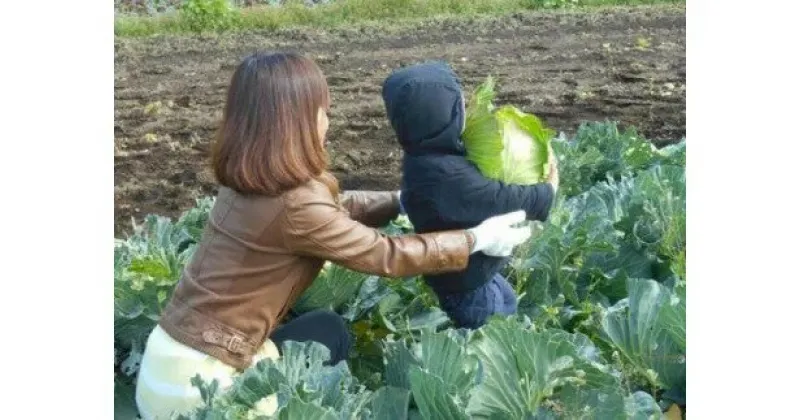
left=382, top=61, right=559, bottom=329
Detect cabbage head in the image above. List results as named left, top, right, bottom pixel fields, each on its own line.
left=462, top=76, right=555, bottom=184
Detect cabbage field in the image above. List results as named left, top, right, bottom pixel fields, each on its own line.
left=114, top=6, right=685, bottom=419
left=115, top=121, right=686, bottom=419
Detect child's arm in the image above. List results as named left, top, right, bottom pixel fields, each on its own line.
left=433, top=162, right=556, bottom=226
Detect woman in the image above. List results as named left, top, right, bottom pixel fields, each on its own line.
left=134, top=52, right=533, bottom=419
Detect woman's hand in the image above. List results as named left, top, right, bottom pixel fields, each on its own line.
left=467, top=210, right=532, bottom=257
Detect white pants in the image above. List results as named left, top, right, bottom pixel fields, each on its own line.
left=135, top=325, right=279, bottom=420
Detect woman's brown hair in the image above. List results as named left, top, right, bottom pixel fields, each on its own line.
left=211, top=52, right=339, bottom=197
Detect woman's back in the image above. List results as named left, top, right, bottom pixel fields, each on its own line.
left=159, top=182, right=326, bottom=370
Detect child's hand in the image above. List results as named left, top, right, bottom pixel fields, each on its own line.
left=546, top=145, right=560, bottom=194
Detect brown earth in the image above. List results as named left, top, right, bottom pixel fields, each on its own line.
left=114, top=5, right=685, bottom=236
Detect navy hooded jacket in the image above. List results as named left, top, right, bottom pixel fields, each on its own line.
left=382, top=62, right=555, bottom=294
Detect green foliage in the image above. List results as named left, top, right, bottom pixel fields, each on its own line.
left=601, top=278, right=686, bottom=401
left=183, top=318, right=666, bottom=418
left=180, top=340, right=411, bottom=419
left=114, top=213, right=198, bottom=379
left=292, top=262, right=370, bottom=314
left=522, top=0, right=582, bottom=9
left=180, top=0, right=236, bottom=32
left=554, top=121, right=649, bottom=198
left=115, top=0, right=686, bottom=37
left=114, top=199, right=218, bottom=418
left=374, top=319, right=663, bottom=419
left=512, top=163, right=685, bottom=355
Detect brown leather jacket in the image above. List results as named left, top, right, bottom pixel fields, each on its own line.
left=158, top=179, right=472, bottom=370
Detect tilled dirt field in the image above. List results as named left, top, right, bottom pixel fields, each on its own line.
left=114, top=6, right=685, bottom=236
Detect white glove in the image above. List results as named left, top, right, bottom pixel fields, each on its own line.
left=468, top=210, right=531, bottom=257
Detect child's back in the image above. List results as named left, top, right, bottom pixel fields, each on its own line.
left=382, top=62, right=555, bottom=328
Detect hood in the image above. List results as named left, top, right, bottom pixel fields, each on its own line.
left=382, top=61, right=466, bottom=156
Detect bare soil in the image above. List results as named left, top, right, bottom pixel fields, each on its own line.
left=114, top=6, right=685, bottom=236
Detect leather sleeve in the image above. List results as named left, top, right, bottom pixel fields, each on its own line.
left=339, top=190, right=401, bottom=228
left=283, top=185, right=470, bottom=278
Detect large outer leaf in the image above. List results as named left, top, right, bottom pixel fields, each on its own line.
left=383, top=338, right=421, bottom=390
left=369, top=386, right=410, bottom=420
left=466, top=319, right=618, bottom=418
left=601, top=278, right=686, bottom=392
left=409, top=366, right=470, bottom=420
left=416, top=329, right=478, bottom=401
left=554, top=386, right=661, bottom=420
left=659, top=282, right=686, bottom=352
left=385, top=329, right=478, bottom=417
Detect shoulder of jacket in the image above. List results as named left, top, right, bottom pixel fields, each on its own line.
left=282, top=179, right=335, bottom=210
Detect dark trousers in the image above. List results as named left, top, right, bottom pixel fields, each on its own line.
left=270, top=309, right=352, bottom=365
left=437, top=272, right=518, bottom=329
